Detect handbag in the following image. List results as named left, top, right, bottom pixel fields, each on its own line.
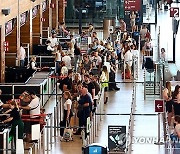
left=63, top=121, right=73, bottom=141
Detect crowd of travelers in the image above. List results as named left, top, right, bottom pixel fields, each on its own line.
left=0, top=12, right=157, bottom=144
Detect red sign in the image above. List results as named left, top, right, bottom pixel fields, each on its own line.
left=63, top=0, right=67, bottom=7
left=3, top=41, right=9, bottom=52
left=155, top=100, right=164, bottom=113
left=50, top=3, right=55, bottom=9
left=41, top=18, right=46, bottom=22
left=170, top=7, right=179, bottom=17
left=124, top=0, right=141, bottom=11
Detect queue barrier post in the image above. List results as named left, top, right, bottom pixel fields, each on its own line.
left=56, top=104, right=59, bottom=135
left=50, top=114, right=53, bottom=146
left=54, top=107, right=57, bottom=141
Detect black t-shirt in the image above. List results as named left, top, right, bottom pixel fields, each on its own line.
left=74, top=46, right=81, bottom=55
left=10, top=107, right=21, bottom=122
left=83, top=82, right=95, bottom=96
left=59, top=77, right=72, bottom=91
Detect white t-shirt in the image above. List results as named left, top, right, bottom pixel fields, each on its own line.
left=64, top=99, right=72, bottom=110
left=124, top=50, right=133, bottom=67
left=0, top=100, right=3, bottom=107
left=18, top=46, right=26, bottom=60
left=55, top=52, right=61, bottom=61
left=62, top=55, right=72, bottom=69
left=91, top=56, right=102, bottom=69
left=47, top=45, right=55, bottom=52
left=48, top=37, right=58, bottom=47
left=31, top=61, right=37, bottom=70
left=61, top=66, right=68, bottom=76
left=71, top=38, right=76, bottom=46
left=28, top=97, right=40, bottom=117
left=140, top=28, right=147, bottom=40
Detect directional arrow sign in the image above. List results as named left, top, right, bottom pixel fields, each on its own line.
left=155, top=100, right=164, bottom=113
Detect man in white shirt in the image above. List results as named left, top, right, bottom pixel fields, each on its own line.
left=20, top=91, right=40, bottom=140
left=70, top=34, right=76, bottom=46
left=20, top=91, right=40, bottom=118
left=48, top=33, right=59, bottom=48
left=17, top=43, right=26, bottom=67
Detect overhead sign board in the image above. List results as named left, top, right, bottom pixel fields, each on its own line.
left=170, top=7, right=179, bottom=17
left=124, top=0, right=141, bottom=11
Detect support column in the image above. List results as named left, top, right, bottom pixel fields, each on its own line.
left=59, top=0, right=65, bottom=23
left=103, top=19, right=114, bottom=40
left=17, top=0, right=20, bottom=53
left=49, top=0, right=52, bottom=32
left=40, top=2, right=43, bottom=44
left=0, top=25, right=5, bottom=83
left=30, top=9, right=33, bottom=54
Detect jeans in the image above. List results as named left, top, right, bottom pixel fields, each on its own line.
left=20, top=60, right=25, bottom=67
left=74, top=55, right=81, bottom=72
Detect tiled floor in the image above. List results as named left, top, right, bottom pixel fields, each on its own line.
left=41, top=4, right=180, bottom=154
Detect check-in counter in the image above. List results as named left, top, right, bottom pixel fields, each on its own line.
left=32, top=71, right=55, bottom=99
left=0, top=69, right=55, bottom=107
left=28, top=78, right=48, bottom=107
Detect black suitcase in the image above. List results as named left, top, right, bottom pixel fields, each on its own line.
left=164, top=5, right=168, bottom=11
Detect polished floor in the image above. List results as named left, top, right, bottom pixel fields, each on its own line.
left=41, top=4, right=180, bottom=154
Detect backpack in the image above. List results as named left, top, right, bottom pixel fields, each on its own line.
left=92, top=81, right=100, bottom=96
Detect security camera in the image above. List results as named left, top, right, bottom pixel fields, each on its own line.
left=2, top=9, right=10, bottom=16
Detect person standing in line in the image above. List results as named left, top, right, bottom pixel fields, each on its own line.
left=100, top=66, right=109, bottom=104
left=60, top=91, right=73, bottom=141
left=74, top=43, right=81, bottom=72
left=130, top=11, right=136, bottom=32
left=163, top=81, right=173, bottom=126
left=17, top=42, right=26, bottom=67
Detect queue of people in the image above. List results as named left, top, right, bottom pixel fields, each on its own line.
left=163, top=82, right=180, bottom=147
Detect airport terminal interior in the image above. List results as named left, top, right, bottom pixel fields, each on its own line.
left=1, top=0, right=180, bottom=154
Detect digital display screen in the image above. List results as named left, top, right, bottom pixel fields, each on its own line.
left=42, top=1, right=46, bottom=12
left=5, top=20, right=13, bottom=36
left=95, top=2, right=103, bottom=7
left=32, top=6, right=38, bottom=19
left=89, top=146, right=102, bottom=154
left=20, top=12, right=27, bottom=26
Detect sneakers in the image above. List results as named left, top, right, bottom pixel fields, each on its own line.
left=114, top=87, right=120, bottom=91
